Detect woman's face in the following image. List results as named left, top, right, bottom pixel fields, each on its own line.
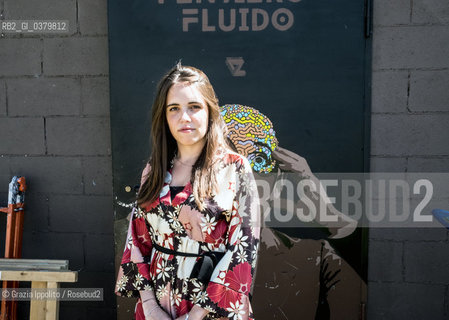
left=166, top=82, right=209, bottom=150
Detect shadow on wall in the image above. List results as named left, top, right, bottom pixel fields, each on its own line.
left=221, top=104, right=366, bottom=320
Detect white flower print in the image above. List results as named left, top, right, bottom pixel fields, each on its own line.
left=166, top=208, right=179, bottom=224
left=202, top=305, right=215, bottom=313
left=134, top=206, right=146, bottom=218
left=126, top=235, right=133, bottom=249
left=182, top=280, right=188, bottom=295
left=239, top=174, right=249, bottom=193
left=192, top=291, right=207, bottom=304
left=117, top=275, right=128, bottom=286
left=171, top=220, right=184, bottom=233
left=171, top=288, right=182, bottom=306
left=227, top=300, right=246, bottom=320
left=116, top=278, right=126, bottom=292
left=143, top=284, right=152, bottom=291
left=200, top=215, right=217, bottom=235
left=156, top=259, right=173, bottom=282
left=191, top=293, right=200, bottom=304
left=173, top=204, right=182, bottom=215
left=234, top=230, right=249, bottom=253
left=134, top=274, right=144, bottom=286
left=252, top=242, right=259, bottom=268
left=237, top=194, right=248, bottom=219
left=191, top=279, right=203, bottom=293
left=235, top=247, right=248, bottom=263
left=156, top=284, right=168, bottom=300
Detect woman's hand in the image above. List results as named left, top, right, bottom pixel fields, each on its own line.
left=140, top=290, right=171, bottom=320
left=174, top=305, right=209, bottom=320
left=146, top=306, right=171, bottom=320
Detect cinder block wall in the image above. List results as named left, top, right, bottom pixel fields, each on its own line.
left=2, top=0, right=449, bottom=319
left=368, top=0, right=449, bottom=319
left=0, top=0, right=115, bottom=318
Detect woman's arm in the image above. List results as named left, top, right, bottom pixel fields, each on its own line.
left=140, top=290, right=171, bottom=320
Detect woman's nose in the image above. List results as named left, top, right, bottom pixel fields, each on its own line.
left=180, top=109, right=191, bottom=122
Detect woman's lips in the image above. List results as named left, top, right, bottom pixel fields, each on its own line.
left=179, top=128, right=195, bottom=133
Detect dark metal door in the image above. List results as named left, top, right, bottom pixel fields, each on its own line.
left=109, top=1, right=371, bottom=319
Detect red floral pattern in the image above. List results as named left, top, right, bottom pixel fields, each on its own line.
left=115, top=152, right=260, bottom=320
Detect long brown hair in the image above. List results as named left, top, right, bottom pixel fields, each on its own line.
left=137, top=62, right=230, bottom=210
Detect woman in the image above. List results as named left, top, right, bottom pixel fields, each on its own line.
left=115, top=63, right=260, bottom=320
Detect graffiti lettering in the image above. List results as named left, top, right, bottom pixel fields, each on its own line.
left=159, top=0, right=301, bottom=3
left=182, top=8, right=294, bottom=32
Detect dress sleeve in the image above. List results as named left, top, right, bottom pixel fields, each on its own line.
left=196, top=157, right=261, bottom=319
left=115, top=164, right=154, bottom=298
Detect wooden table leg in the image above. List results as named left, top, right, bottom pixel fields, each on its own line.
left=30, top=281, right=46, bottom=320
left=45, top=282, right=59, bottom=320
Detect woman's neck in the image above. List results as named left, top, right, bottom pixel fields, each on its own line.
left=176, top=142, right=205, bottom=166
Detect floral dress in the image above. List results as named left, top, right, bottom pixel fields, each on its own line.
left=115, top=152, right=260, bottom=320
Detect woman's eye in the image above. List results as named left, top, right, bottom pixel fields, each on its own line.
left=168, top=106, right=178, bottom=112
left=191, top=105, right=202, bottom=109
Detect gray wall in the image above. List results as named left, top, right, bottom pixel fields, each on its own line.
left=0, top=0, right=115, bottom=318
left=1, top=0, right=449, bottom=319
left=368, top=0, right=449, bottom=319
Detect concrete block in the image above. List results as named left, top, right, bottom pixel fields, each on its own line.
left=412, top=0, right=449, bottom=24
left=0, top=80, right=6, bottom=116
left=447, top=287, right=449, bottom=317
left=370, top=157, right=407, bottom=172
left=0, top=39, right=41, bottom=76
left=405, top=242, right=449, bottom=284
left=409, top=71, right=449, bottom=112
left=371, top=115, right=449, bottom=156
left=78, top=0, right=108, bottom=35
left=367, top=282, right=445, bottom=320
left=8, top=78, right=81, bottom=116
left=373, top=0, right=411, bottom=26
left=0, top=118, right=45, bottom=155
left=85, top=234, right=114, bottom=272
left=81, top=77, right=110, bottom=116
left=368, top=240, right=403, bottom=282
left=0, top=193, right=6, bottom=213
left=21, top=231, right=84, bottom=270
left=0, top=158, right=10, bottom=190
left=373, top=26, right=449, bottom=69
left=369, top=227, right=448, bottom=241
left=49, top=195, right=113, bottom=233
left=74, top=271, right=115, bottom=306
left=57, top=306, right=86, bottom=320
left=85, top=308, right=115, bottom=318
left=46, top=117, right=111, bottom=156
left=407, top=157, right=449, bottom=172
left=22, top=192, right=50, bottom=232
left=43, top=37, right=109, bottom=76
left=371, top=71, right=408, bottom=113
left=9, top=156, right=83, bottom=194
left=82, top=157, right=113, bottom=195
left=4, top=0, right=76, bottom=34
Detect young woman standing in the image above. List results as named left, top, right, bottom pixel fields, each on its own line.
left=115, top=63, right=260, bottom=320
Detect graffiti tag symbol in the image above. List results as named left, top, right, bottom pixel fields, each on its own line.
left=226, top=57, right=246, bottom=77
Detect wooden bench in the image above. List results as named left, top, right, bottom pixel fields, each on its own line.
left=0, top=259, right=78, bottom=320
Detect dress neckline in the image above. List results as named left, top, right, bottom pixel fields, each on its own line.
left=158, top=168, right=192, bottom=207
